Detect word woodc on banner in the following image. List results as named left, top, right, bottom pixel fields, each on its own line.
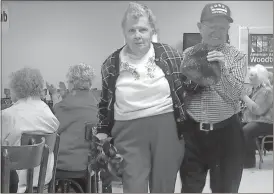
left=248, top=34, right=273, bottom=67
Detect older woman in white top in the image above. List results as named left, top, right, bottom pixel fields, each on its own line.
left=96, top=2, right=201, bottom=193
left=2, top=67, right=60, bottom=193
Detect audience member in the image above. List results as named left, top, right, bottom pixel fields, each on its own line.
left=241, top=64, right=273, bottom=168
left=52, top=63, right=98, bottom=192
left=2, top=67, right=59, bottom=193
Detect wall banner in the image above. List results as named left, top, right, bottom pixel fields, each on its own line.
left=248, top=34, right=273, bottom=66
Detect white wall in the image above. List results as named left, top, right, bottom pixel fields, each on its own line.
left=2, top=1, right=273, bottom=91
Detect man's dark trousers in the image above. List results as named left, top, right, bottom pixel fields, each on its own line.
left=180, top=114, right=245, bottom=193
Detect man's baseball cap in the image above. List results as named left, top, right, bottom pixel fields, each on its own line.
left=200, top=3, right=233, bottom=23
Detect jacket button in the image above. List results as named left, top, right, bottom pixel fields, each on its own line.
left=155, top=58, right=159, bottom=62
left=176, top=118, right=181, bottom=122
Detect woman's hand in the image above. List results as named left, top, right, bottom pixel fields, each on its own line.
left=96, top=133, right=108, bottom=141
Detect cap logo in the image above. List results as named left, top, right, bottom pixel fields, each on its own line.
left=210, top=4, right=228, bottom=15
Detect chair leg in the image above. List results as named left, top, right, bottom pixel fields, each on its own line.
left=87, top=175, right=92, bottom=193
left=87, top=166, right=96, bottom=193
left=92, top=171, right=98, bottom=193
left=259, top=137, right=267, bottom=169
left=55, top=180, right=60, bottom=193
left=255, top=138, right=263, bottom=169
left=64, top=181, right=70, bottom=193
left=48, top=180, right=54, bottom=193
left=59, top=180, right=65, bottom=193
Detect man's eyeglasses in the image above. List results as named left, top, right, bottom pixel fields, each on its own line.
left=201, top=23, right=229, bottom=32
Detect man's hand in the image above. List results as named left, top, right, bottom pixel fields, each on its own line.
left=207, top=50, right=225, bottom=68
left=241, top=94, right=249, bottom=101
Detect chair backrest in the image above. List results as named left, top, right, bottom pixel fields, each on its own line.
left=21, top=132, right=60, bottom=193
left=21, top=132, right=57, bottom=152
left=1, top=137, right=49, bottom=193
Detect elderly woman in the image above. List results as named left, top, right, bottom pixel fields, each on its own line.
left=50, top=63, right=98, bottom=192
left=241, top=64, right=273, bottom=168
left=1, top=67, right=60, bottom=193
left=96, top=2, right=201, bottom=193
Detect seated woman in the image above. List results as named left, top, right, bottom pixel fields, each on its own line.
left=1, top=67, right=60, bottom=193
left=51, top=63, right=98, bottom=192
left=241, top=64, right=273, bottom=168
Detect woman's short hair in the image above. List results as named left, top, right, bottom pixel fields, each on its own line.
left=121, top=2, right=157, bottom=33
left=66, top=63, right=95, bottom=90
left=9, top=67, right=44, bottom=99
left=250, top=64, right=271, bottom=86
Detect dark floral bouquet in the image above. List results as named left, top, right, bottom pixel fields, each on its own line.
left=94, top=137, right=123, bottom=180
left=85, top=122, right=123, bottom=191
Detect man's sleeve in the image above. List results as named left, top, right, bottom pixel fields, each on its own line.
left=216, top=53, right=247, bottom=101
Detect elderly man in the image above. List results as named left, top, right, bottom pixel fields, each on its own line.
left=179, top=3, right=247, bottom=193
left=96, top=2, right=202, bottom=193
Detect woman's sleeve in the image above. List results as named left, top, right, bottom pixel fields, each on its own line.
left=250, top=88, right=273, bottom=115
left=1, top=111, right=20, bottom=146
